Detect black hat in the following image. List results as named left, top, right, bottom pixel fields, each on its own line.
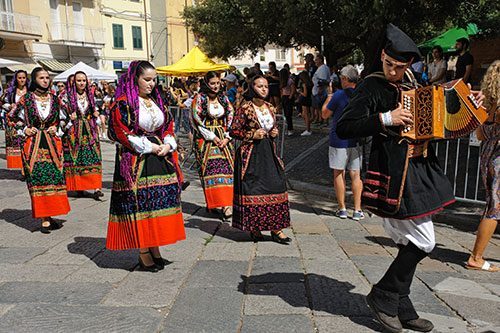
left=384, top=23, right=421, bottom=63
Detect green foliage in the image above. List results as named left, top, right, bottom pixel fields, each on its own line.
left=184, top=0, right=499, bottom=66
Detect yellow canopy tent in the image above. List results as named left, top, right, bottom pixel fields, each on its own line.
left=156, top=46, right=233, bottom=76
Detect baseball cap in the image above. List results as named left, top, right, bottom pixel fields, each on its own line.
left=223, top=74, right=238, bottom=83
left=340, top=65, right=359, bottom=82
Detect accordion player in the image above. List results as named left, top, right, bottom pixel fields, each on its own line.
left=400, top=78, right=487, bottom=140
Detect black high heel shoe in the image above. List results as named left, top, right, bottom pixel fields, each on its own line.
left=138, top=252, right=159, bottom=273
left=40, top=223, right=51, bottom=234
left=151, top=256, right=172, bottom=270
left=250, top=231, right=264, bottom=242
left=48, top=218, right=62, bottom=230
left=271, top=231, right=291, bottom=244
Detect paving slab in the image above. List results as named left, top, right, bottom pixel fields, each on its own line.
left=417, top=312, right=470, bottom=333
left=434, top=277, right=500, bottom=302
left=308, top=273, right=371, bottom=317
left=0, top=264, right=80, bottom=282
left=240, top=314, right=314, bottom=333
left=256, top=240, right=301, bottom=258
left=0, top=304, right=13, bottom=318
left=244, top=283, right=309, bottom=315
left=437, top=293, right=500, bottom=326
left=201, top=242, right=254, bottom=261
left=0, top=304, right=163, bottom=333
left=315, top=315, right=382, bottom=333
left=184, top=260, right=248, bottom=289
left=0, top=281, right=112, bottom=305
left=249, top=257, right=304, bottom=284
left=64, top=261, right=131, bottom=283
left=102, top=270, right=181, bottom=308
left=160, top=287, right=243, bottom=333
left=295, top=234, right=345, bottom=260
left=0, top=246, right=47, bottom=264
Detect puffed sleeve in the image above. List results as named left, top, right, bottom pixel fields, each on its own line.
left=191, top=94, right=216, bottom=141
left=229, top=103, right=256, bottom=142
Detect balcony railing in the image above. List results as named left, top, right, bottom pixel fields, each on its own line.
left=0, top=11, right=42, bottom=38
left=48, top=23, right=105, bottom=47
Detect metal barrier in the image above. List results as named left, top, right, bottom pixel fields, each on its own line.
left=433, top=133, right=485, bottom=204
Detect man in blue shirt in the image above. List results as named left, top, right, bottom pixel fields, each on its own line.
left=322, top=65, right=363, bottom=221
left=223, top=73, right=238, bottom=106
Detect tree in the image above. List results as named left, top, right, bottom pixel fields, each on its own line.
left=184, top=0, right=499, bottom=68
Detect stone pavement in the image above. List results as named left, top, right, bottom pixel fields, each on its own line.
left=0, top=131, right=499, bottom=333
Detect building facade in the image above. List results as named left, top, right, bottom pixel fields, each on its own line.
left=0, top=0, right=42, bottom=76
left=30, top=0, right=105, bottom=72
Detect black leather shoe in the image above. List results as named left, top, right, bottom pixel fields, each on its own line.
left=93, top=190, right=104, bottom=200
left=401, top=318, right=434, bottom=332
left=138, top=254, right=159, bottom=273
left=40, top=225, right=51, bottom=234
left=271, top=231, right=291, bottom=244
left=181, top=181, right=190, bottom=191
left=366, top=293, right=403, bottom=333
left=49, top=219, right=62, bottom=230
left=152, top=256, right=172, bottom=270
left=250, top=231, right=264, bottom=242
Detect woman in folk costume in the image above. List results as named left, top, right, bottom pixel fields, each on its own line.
left=106, top=61, right=185, bottom=273
left=2, top=70, right=29, bottom=169
left=191, top=71, right=235, bottom=219
left=63, top=71, right=103, bottom=199
left=230, top=75, right=292, bottom=244
left=12, top=67, right=70, bottom=233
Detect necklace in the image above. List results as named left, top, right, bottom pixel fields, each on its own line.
left=140, top=97, right=160, bottom=130
left=254, top=103, right=269, bottom=115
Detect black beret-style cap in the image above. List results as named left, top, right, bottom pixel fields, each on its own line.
left=384, top=23, right=422, bottom=63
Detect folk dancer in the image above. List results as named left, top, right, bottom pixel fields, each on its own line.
left=106, top=61, right=185, bottom=272
left=62, top=71, right=103, bottom=199
left=12, top=67, right=70, bottom=233
left=192, top=71, right=235, bottom=219
left=337, top=24, right=465, bottom=333
left=230, top=75, right=291, bottom=244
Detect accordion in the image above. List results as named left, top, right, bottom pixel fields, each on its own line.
left=400, top=79, right=487, bottom=140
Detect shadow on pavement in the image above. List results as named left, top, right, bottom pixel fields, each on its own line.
left=184, top=218, right=255, bottom=242
left=239, top=273, right=382, bottom=332
left=0, top=169, right=24, bottom=181
left=0, top=208, right=65, bottom=232
left=67, top=236, right=138, bottom=271
left=364, top=235, right=479, bottom=267
left=434, top=213, right=500, bottom=237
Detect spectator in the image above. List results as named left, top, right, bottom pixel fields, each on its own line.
left=253, top=62, right=264, bottom=76
left=304, top=53, right=317, bottom=78
left=223, top=73, right=238, bottom=106
left=411, top=60, right=424, bottom=83
left=311, top=54, right=330, bottom=124
left=466, top=60, right=499, bottom=272
left=428, top=46, right=447, bottom=84
left=297, top=70, right=313, bottom=136
left=322, top=65, right=363, bottom=220
left=283, top=63, right=290, bottom=71
left=266, top=61, right=281, bottom=110
left=55, top=81, right=66, bottom=97
left=330, top=64, right=340, bottom=91
left=280, top=68, right=296, bottom=135
left=454, top=37, right=474, bottom=83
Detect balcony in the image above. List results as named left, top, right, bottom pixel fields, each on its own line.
left=0, top=11, right=42, bottom=40
left=47, top=23, right=105, bottom=48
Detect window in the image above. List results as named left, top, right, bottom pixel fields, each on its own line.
left=112, top=24, right=124, bottom=48
left=132, top=26, right=143, bottom=50
left=0, top=0, right=14, bottom=31
left=276, top=49, right=286, bottom=61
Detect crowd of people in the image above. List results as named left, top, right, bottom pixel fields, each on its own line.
left=0, top=22, right=498, bottom=333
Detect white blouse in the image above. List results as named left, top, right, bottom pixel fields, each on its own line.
left=198, top=100, right=230, bottom=141
left=127, top=97, right=177, bottom=154
left=77, top=95, right=89, bottom=114
left=255, top=107, right=274, bottom=132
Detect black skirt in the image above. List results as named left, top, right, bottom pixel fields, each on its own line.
left=232, top=138, right=290, bottom=231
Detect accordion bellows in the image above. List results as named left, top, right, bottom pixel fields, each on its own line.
left=401, top=79, right=488, bottom=140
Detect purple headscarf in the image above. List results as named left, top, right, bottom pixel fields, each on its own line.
left=67, top=71, right=96, bottom=116
left=114, top=60, right=167, bottom=184
left=5, top=70, right=29, bottom=104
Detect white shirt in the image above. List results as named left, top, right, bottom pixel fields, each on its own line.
left=312, top=64, right=330, bottom=95
left=77, top=95, right=89, bottom=115
left=198, top=100, right=230, bottom=141
left=255, top=107, right=274, bottom=132
left=428, top=59, right=447, bottom=84
left=127, top=97, right=177, bottom=154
